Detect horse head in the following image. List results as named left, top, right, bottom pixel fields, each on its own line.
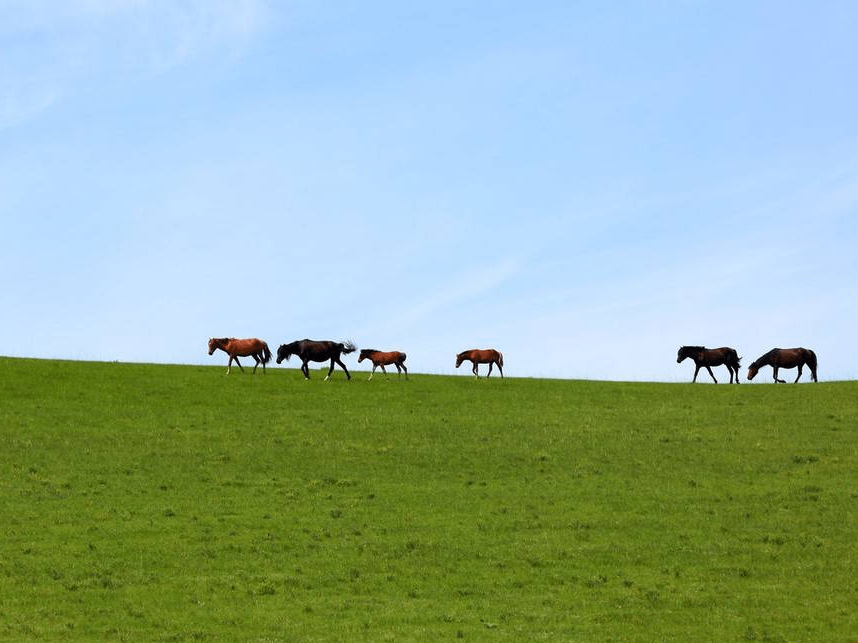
left=677, top=346, right=703, bottom=363
left=747, top=363, right=759, bottom=381
left=207, top=338, right=220, bottom=355
left=455, top=352, right=465, bottom=368
left=275, top=344, right=292, bottom=364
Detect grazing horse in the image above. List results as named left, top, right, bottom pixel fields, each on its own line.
left=208, top=337, right=271, bottom=375
left=358, top=349, right=408, bottom=381
left=455, top=348, right=504, bottom=378
left=677, top=346, right=741, bottom=383
left=276, top=339, right=357, bottom=380
left=747, top=348, right=818, bottom=383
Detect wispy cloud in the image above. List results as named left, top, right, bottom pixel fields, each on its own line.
left=356, top=258, right=523, bottom=339
left=0, top=0, right=270, bottom=129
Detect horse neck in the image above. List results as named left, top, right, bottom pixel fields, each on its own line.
left=751, top=350, right=776, bottom=368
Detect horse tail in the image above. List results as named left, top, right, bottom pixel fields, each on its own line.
left=498, top=351, right=504, bottom=367
left=400, top=352, right=407, bottom=364
left=806, top=348, right=818, bottom=371
left=730, top=348, right=741, bottom=367
left=261, top=342, right=272, bottom=365
left=341, top=341, right=357, bottom=354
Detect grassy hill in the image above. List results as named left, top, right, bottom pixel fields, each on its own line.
left=1, top=357, right=856, bottom=642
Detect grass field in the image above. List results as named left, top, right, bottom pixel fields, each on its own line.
left=1, top=357, right=857, bottom=642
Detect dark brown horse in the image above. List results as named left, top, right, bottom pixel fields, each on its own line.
left=276, top=339, right=357, bottom=380
left=358, top=349, right=408, bottom=381
left=455, top=348, right=504, bottom=378
left=677, top=346, right=741, bottom=383
left=747, top=348, right=817, bottom=383
left=208, top=337, right=272, bottom=374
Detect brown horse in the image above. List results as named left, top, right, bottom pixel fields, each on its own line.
left=208, top=337, right=271, bottom=374
left=747, top=348, right=818, bottom=383
left=677, top=346, right=741, bottom=383
left=358, top=349, right=408, bottom=381
left=276, top=339, right=356, bottom=380
left=455, top=348, right=504, bottom=378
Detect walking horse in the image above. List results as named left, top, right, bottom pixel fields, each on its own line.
left=276, top=339, right=357, bottom=380
left=677, top=346, right=741, bottom=383
left=455, top=348, right=504, bottom=378
left=208, top=337, right=272, bottom=374
left=358, top=349, right=408, bottom=380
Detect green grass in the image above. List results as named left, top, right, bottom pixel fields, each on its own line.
left=2, top=357, right=857, bottom=642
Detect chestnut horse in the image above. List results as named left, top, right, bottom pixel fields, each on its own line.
left=358, top=349, right=408, bottom=381
left=456, top=348, right=504, bottom=378
left=677, top=346, right=741, bottom=383
left=276, top=339, right=356, bottom=380
left=747, top=347, right=818, bottom=383
left=208, top=337, right=271, bottom=374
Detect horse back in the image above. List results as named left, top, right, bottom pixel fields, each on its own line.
left=221, top=337, right=266, bottom=356
left=793, top=347, right=817, bottom=369
left=370, top=350, right=407, bottom=365
left=385, top=350, right=406, bottom=365
left=476, top=348, right=501, bottom=363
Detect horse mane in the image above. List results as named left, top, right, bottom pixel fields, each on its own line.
left=750, top=348, right=778, bottom=368
left=360, top=349, right=379, bottom=355
left=679, top=345, right=705, bottom=353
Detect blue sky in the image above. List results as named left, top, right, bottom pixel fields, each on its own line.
left=2, top=1, right=857, bottom=381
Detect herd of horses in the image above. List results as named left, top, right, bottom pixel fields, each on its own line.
left=207, top=337, right=503, bottom=380
left=677, top=345, right=818, bottom=383
left=207, top=337, right=817, bottom=383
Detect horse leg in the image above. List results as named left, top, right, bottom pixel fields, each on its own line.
left=692, top=365, right=700, bottom=383
left=368, top=364, right=376, bottom=381
left=302, top=360, right=310, bottom=380
left=486, top=362, right=494, bottom=377
left=472, top=362, right=479, bottom=378
left=401, top=362, right=408, bottom=380
left=232, top=356, right=244, bottom=374
left=705, top=366, right=717, bottom=383
left=794, top=364, right=803, bottom=383
left=251, top=354, right=260, bottom=374
left=332, top=357, right=352, bottom=381
left=497, top=360, right=503, bottom=378
left=335, top=357, right=351, bottom=380
left=773, top=366, right=784, bottom=383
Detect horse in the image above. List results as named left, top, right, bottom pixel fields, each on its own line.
left=676, top=346, right=741, bottom=384
left=747, top=348, right=818, bottom=383
left=455, top=348, right=504, bottom=378
left=358, top=349, right=408, bottom=381
left=276, top=339, right=357, bottom=380
left=208, top=337, right=271, bottom=375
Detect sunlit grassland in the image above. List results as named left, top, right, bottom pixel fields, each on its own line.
left=1, top=357, right=857, bottom=642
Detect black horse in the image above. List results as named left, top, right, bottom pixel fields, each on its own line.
left=677, top=346, right=741, bottom=383
left=747, top=348, right=817, bottom=383
left=276, top=339, right=357, bottom=380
